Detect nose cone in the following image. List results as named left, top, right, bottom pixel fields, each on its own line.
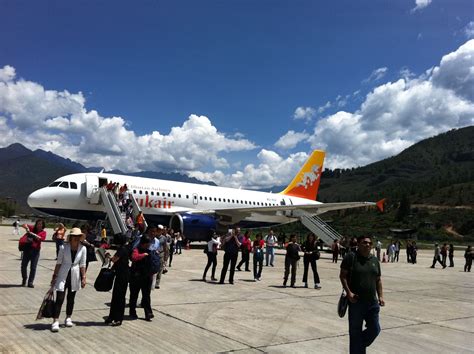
left=27, top=188, right=48, bottom=208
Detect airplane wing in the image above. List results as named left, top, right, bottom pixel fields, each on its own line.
left=188, top=201, right=376, bottom=218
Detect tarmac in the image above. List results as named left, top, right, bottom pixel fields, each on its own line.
left=0, top=225, right=472, bottom=353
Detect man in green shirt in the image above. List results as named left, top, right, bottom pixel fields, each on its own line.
left=340, top=236, right=385, bottom=354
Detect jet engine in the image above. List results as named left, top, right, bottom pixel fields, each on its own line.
left=169, top=213, right=217, bottom=241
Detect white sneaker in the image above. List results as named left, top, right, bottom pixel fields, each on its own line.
left=315, top=283, right=322, bottom=290
left=65, top=318, right=73, bottom=327
left=51, top=321, right=59, bottom=332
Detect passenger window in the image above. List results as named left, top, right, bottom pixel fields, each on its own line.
left=168, top=193, right=171, bottom=197
left=186, top=195, right=189, bottom=199
left=70, top=182, right=77, bottom=189
left=200, top=196, right=203, bottom=200
left=178, top=194, right=181, bottom=198
left=214, top=197, right=217, bottom=201
left=151, top=191, right=154, bottom=196
left=145, top=191, right=148, bottom=195
left=219, top=198, right=221, bottom=202
left=173, top=193, right=176, bottom=198
left=205, top=197, right=208, bottom=201
left=59, top=181, right=69, bottom=189
left=133, top=190, right=136, bottom=194
left=139, top=190, right=142, bottom=195
left=232, top=199, right=235, bottom=203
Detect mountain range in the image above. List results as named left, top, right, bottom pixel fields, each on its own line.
left=0, top=126, right=473, bottom=215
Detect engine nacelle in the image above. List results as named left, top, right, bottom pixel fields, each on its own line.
left=169, top=213, right=217, bottom=241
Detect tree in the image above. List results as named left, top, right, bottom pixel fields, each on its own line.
left=396, top=195, right=411, bottom=222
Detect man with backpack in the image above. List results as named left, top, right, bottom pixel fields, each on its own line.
left=264, top=229, right=278, bottom=267
left=154, top=225, right=168, bottom=289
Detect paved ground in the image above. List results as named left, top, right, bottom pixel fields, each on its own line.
left=0, top=226, right=472, bottom=353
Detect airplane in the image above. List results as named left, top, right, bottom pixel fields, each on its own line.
left=27, top=150, right=377, bottom=241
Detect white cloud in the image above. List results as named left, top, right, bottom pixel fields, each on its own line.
left=293, top=106, right=316, bottom=121
left=464, top=21, right=474, bottom=39
left=411, top=0, right=432, bottom=13
left=317, top=101, right=331, bottom=114
left=0, top=67, right=256, bottom=172
left=362, top=67, right=388, bottom=84
left=274, top=130, right=310, bottom=149
left=308, top=40, right=474, bottom=169
left=189, top=150, right=309, bottom=189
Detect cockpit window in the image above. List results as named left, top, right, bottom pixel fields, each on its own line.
left=70, top=182, right=77, bottom=189
left=48, top=181, right=61, bottom=187
left=59, top=181, right=69, bottom=189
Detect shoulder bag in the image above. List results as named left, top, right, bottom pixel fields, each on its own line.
left=337, top=253, right=356, bottom=318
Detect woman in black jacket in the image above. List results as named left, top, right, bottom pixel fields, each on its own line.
left=301, top=233, right=321, bottom=289
left=105, top=236, right=130, bottom=326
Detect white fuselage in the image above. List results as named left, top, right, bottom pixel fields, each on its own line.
left=28, top=172, right=321, bottom=226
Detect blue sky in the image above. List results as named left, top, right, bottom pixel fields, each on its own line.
left=0, top=0, right=473, bottom=189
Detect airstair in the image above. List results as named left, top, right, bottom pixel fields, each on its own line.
left=99, top=188, right=127, bottom=235
left=299, top=210, right=342, bottom=245
left=89, top=187, right=148, bottom=237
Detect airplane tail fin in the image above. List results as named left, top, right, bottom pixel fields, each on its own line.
left=280, top=150, right=325, bottom=201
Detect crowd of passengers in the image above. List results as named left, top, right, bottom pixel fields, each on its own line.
left=17, top=219, right=474, bottom=333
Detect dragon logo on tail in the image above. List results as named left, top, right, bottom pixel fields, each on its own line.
left=296, top=164, right=321, bottom=190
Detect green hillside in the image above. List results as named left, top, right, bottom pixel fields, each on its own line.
left=318, top=126, right=474, bottom=206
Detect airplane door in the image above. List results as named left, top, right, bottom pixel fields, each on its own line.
left=192, top=193, right=199, bottom=205
left=85, top=175, right=99, bottom=199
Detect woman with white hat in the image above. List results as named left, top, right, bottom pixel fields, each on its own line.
left=50, top=227, right=87, bottom=332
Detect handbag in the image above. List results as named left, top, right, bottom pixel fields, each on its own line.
left=94, top=265, right=115, bottom=292
left=337, top=253, right=356, bottom=318
left=18, top=233, right=31, bottom=252
left=36, top=287, right=55, bottom=320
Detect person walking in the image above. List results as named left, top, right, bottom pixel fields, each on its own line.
left=154, top=225, right=168, bottom=289
left=406, top=240, right=412, bottom=263
left=430, top=243, right=446, bottom=269
left=168, top=230, right=175, bottom=267
left=302, top=234, right=321, bottom=289
left=283, top=234, right=301, bottom=288
left=394, top=240, right=401, bottom=262
left=339, top=236, right=385, bottom=354
left=129, top=236, right=153, bottom=321
left=441, top=243, right=448, bottom=267
left=50, top=228, right=87, bottom=332
left=431, top=243, right=445, bottom=269
left=332, top=239, right=340, bottom=263
left=411, top=241, right=418, bottom=264
left=236, top=231, right=251, bottom=272
left=219, top=229, right=241, bottom=284
left=448, top=244, right=454, bottom=267
left=175, top=232, right=183, bottom=254
left=20, top=219, right=47, bottom=288
left=53, top=223, right=67, bottom=259
left=203, top=231, right=220, bottom=281
left=104, top=236, right=129, bottom=326
left=13, top=219, right=19, bottom=235
left=464, top=246, right=472, bottom=272
left=253, top=233, right=265, bottom=281
left=264, top=229, right=278, bottom=267
left=375, top=239, right=382, bottom=261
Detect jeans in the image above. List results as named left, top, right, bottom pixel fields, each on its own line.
left=237, top=249, right=250, bottom=270
left=348, top=301, right=381, bottom=354
left=266, top=246, right=275, bottom=266
left=253, top=255, right=263, bottom=279
left=203, top=252, right=217, bottom=279
left=55, top=239, right=64, bottom=257
left=283, top=257, right=298, bottom=286
left=219, top=252, right=238, bottom=283
left=21, top=248, right=40, bottom=285
left=129, top=273, right=153, bottom=318
left=54, top=271, right=77, bottom=318
left=302, top=255, right=320, bottom=284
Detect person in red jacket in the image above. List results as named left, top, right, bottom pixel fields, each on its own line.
left=21, top=219, right=47, bottom=288
left=236, top=231, right=252, bottom=272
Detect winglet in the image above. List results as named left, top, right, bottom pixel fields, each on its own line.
left=280, top=150, right=325, bottom=201
left=376, top=198, right=386, bottom=213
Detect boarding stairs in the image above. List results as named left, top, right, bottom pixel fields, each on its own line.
left=99, top=188, right=128, bottom=235
left=299, top=210, right=342, bottom=245
left=91, top=187, right=148, bottom=237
